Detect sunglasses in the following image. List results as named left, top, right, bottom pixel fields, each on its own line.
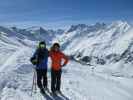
left=40, top=44, right=46, bottom=48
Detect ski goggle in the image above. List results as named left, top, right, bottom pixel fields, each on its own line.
left=39, top=44, right=46, bottom=48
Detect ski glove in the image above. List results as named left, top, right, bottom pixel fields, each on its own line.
left=30, top=57, right=38, bottom=65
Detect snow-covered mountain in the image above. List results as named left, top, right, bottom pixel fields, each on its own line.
left=53, top=21, right=133, bottom=78
left=54, top=21, right=133, bottom=64
left=0, top=26, right=64, bottom=45
left=1, top=21, right=132, bottom=66
left=0, top=21, right=133, bottom=100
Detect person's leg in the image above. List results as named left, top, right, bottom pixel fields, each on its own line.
left=36, top=69, right=43, bottom=89
left=51, top=69, right=56, bottom=93
left=56, top=69, right=62, bottom=91
left=42, top=69, right=48, bottom=89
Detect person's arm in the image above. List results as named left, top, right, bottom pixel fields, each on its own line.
left=30, top=49, right=38, bottom=65
left=61, top=52, right=69, bottom=66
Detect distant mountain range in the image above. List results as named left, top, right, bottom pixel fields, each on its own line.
left=54, top=21, right=133, bottom=65
left=0, top=21, right=133, bottom=65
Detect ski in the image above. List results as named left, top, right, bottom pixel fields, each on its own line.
left=56, top=92, right=69, bottom=100
left=48, top=91, right=69, bottom=100
left=41, top=92, right=53, bottom=100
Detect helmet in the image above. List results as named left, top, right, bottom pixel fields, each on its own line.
left=38, top=41, right=46, bottom=48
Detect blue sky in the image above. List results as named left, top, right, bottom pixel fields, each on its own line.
left=0, top=0, right=133, bottom=29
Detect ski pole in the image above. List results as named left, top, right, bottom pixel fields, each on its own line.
left=31, top=68, right=37, bottom=96
left=34, top=68, right=37, bottom=93
left=31, top=69, right=35, bottom=96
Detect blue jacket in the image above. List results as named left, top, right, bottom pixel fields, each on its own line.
left=32, top=48, right=49, bottom=69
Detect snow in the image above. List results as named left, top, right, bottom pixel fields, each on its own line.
left=114, top=29, right=133, bottom=54
left=0, top=45, right=133, bottom=100
left=54, top=21, right=133, bottom=65
left=0, top=21, right=133, bottom=100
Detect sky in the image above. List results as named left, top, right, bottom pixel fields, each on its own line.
left=0, top=0, right=133, bottom=29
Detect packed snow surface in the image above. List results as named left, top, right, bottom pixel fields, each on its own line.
left=0, top=21, right=133, bottom=100
left=0, top=46, right=133, bottom=100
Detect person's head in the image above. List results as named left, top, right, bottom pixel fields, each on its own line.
left=38, top=41, right=46, bottom=49
left=52, top=43, right=60, bottom=52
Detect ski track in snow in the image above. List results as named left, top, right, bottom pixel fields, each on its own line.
left=0, top=47, right=133, bottom=100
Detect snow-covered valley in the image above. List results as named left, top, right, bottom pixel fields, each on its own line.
left=0, top=21, right=133, bottom=100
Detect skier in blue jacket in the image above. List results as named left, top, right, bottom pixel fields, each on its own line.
left=31, top=41, right=49, bottom=94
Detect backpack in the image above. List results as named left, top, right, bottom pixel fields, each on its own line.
left=30, top=56, right=37, bottom=65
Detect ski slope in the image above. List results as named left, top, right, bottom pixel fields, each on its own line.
left=0, top=46, right=133, bottom=100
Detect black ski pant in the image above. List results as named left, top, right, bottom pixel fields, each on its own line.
left=36, top=69, right=47, bottom=90
left=51, top=69, right=62, bottom=92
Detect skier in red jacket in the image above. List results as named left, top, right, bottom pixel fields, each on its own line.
left=49, top=43, right=69, bottom=94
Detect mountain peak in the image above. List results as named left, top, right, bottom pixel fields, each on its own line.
left=111, top=21, right=129, bottom=27
left=67, top=23, right=107, bottom=33
left=26, top=26, right=45, bottom=31
left=67, top=24, right=88, bottom=33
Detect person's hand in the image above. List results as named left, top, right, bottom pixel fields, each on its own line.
left=32, top=59, right=38, bottom=65
left=61, top=64, right=66, bottom=67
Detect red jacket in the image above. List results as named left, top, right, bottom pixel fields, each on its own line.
left=50, top=51, right=69, bottom=71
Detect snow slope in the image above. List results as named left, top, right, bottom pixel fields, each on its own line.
left=0, top=47, right=133, bottom=100
left=0, top=21, right=133, bottom=100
